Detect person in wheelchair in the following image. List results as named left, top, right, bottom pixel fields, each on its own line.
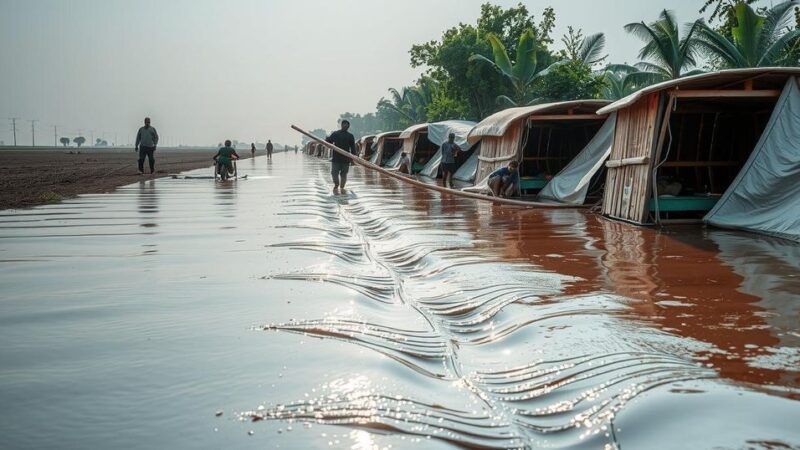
left=213, top=140, right=240, bottom=180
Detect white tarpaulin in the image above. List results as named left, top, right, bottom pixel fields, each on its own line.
left=537, top=114, right=617, bottom=205
left=419, top=120, right=477, bottom=178
left=453, top=147, right=480, bottom=183
left=704, top=77, right=800, bottom=242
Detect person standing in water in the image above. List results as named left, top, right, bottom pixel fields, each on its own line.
left=440, top=132, right=462, bottom=188
left=325, top=119, right=356, bottom=194
left=250, top=143, right=256, bottom=158
left=135, top=117, right=159, bottom=175
left=266, top=140, right=274, bottom=160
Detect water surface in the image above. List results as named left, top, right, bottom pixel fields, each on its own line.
left=1, top=154, right=798, bottom=449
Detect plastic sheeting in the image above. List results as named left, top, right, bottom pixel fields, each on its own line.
left=418, top=149, right=442, bottom=178
left=384, top=148, right=403, bottom=168
left=537, top=114, right=617, bottom=205
left=704, top=78, right=800, bottom=242
left=454, top=148, right=480, bottom=183
left=419, top=120, right=477, bottom=179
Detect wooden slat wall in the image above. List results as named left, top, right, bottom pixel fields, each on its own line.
left=475, top=123, right=524, bottom=181
left=602, top=93, right=661, bottom=224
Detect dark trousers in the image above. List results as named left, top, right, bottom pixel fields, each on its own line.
left=138, top=146, right=155, bottom=173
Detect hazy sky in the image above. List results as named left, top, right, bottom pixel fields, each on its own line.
left=1, top=0, right=702, bottom=147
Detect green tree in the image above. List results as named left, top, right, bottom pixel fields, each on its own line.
left=59, top=137, right=69, bottom=147
left=301, top=128, right=327, bottom=145
left=600, top=64, right=649, bottom=100
left=469, top=29, right=553, bottom=106
left=560, top=27, right=608, bottom=67
left=625, top=10, right=705, bottom=83
left=696, top=1, right=800, bottom=68
left=73, top=136, right=86, bottom=147
left=530, top=59, right=605, bottom=102
left=410, top=3, right=557, bottom=118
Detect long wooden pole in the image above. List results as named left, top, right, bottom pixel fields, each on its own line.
left=291, top=125, right=584, bottom=209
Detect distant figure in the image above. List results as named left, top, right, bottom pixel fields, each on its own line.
left=266, top=140, right=274, bottom=160
left=398, top=152, right=412, bottom=175
left=488, top=160, right=520, bottom=198
left=135, top=117, right=159, bottom=175
left=325, top=119, right=356, bottom=194
left=250, top=143, right=256, bottom=158
left=294, top=145, right=298, bottom=154
left=440, top=132, right=462, bottom=188
left=213, top=139, right=240, bottom=181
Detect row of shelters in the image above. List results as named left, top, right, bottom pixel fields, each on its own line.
left=311, top=68, right=800, bottom=242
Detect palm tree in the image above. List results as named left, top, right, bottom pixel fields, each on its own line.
left=625, top=10, right=705, bottom=83
left=377, top=79, right=436, bottom=128
left=696, top=1, right=800, bottom=68
left=469, top=29, right=552, bottom=106
left=576, top=33, right=608, bottom=66
left=600, top=64, right=650, bottom=100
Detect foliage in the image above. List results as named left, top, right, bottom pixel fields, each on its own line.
left=59, top=137, right=70, bottom=147
left=338, top=112, right=384, bottom=139
left=530, top=59, right=605, bottom=102
left=624, top=10, right=705, bottom=82
left=600, top=64, right=649, bottom=100
left=469, top=29, right=555, bottom=106
left=696, top=1, right=800, bottom=68
left=73, top=136, right=86, bottom=147
left=561, top=27, right=608, bottom=67
left=409, top=3, right=557, bottom=118
left=301, top=128, right=327, bottom=145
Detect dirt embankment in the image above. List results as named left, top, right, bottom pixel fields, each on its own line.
left=0, top=147, right=230, bottom=210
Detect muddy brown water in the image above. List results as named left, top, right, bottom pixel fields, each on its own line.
left=0, top=154, right=798, bottom=449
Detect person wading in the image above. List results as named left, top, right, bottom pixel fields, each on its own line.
left=325, top=120, right=356, bottom=194
left=266, top=140, right=274, bottom=160
left=440, top=132, right=462, bottom=188
left=250, top=143, right=256, bottom=158
left=135, top=117, right=159, bottom=175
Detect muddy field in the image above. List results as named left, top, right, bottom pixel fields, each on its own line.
left=0, top=147, right=240, bottom=209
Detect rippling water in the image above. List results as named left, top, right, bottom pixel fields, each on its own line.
left=1, top=154, right=798, bottom=449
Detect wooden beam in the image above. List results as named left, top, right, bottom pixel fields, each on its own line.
left=605, top=156, right=650, bottom=168
left=528, top=114, right=607, bottom=121
left=671, top=89, right=781, bottom=99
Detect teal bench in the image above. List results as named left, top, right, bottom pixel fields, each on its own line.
left=649, top=195, right=720, bottom=212
left=519, top=176, right=548, bottom=191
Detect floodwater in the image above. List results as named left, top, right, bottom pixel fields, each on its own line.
left=1, top=153, right=798, bottom=449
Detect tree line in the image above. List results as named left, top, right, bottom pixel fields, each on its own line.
left=329, top=0, right=800, bottom=139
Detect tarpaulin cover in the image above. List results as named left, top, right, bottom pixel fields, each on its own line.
left=419, top=120, right=477, bottom=178
left=384, top=148, right=403, bottom=168
left=704, top=77, right=800, bottom=242
left=454, top=147, right=480, bottom=183
left=537, top=114, right=617, bottom=205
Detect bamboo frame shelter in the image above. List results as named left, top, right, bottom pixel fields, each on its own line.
left=417, top=120, right=479, bottom=182
left=357, top=135, right=376, bottom=159
left=597, top=68, right=800, bottom=227
left=389, top=123, right=436, bottom=171
left=466, top=100, right=611, bottom=199
left=367, top=131, right=403, bottom=166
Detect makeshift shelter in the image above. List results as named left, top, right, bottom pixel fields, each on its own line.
left=357, top=135, right=376, bottom=159
left=392, top=123, right=434, bottom=171
left=597, top=68, right=800, bottom=236
left=465, top=100, right=612, bottom=203
left=367, top=131, right=403, bottom=166
left=417, top=120, right=478, bottom=180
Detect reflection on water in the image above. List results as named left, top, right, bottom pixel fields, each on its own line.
left=0, top=155, right=797, bottom=449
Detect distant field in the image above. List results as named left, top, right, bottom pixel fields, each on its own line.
left=0, top=147, right=237, bottom=209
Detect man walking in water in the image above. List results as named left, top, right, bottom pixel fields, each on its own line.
left=325, top=119, right=356, bottom=194
left=440, top=132, right=462, bottom=188
left=266, top=140, right=274, bottom=160
left=135, top=117, right=159, bottom=175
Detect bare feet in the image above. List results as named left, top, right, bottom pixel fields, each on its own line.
left=333, top=186, right=339, bottom=195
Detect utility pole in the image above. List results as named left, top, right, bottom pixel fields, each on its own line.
left=53, top=125, right=58, bottom=147
left=9, top=118, right=20, bottom=146
left=29, top=120, right=38, bottom=147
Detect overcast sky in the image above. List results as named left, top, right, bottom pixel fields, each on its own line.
left=1, top=0, right=702, bottom=147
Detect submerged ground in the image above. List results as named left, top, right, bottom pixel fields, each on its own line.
left=0, top=153, right=798, bottom=449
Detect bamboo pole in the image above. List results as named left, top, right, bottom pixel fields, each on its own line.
left=291, top=125, right=584, bottom=209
